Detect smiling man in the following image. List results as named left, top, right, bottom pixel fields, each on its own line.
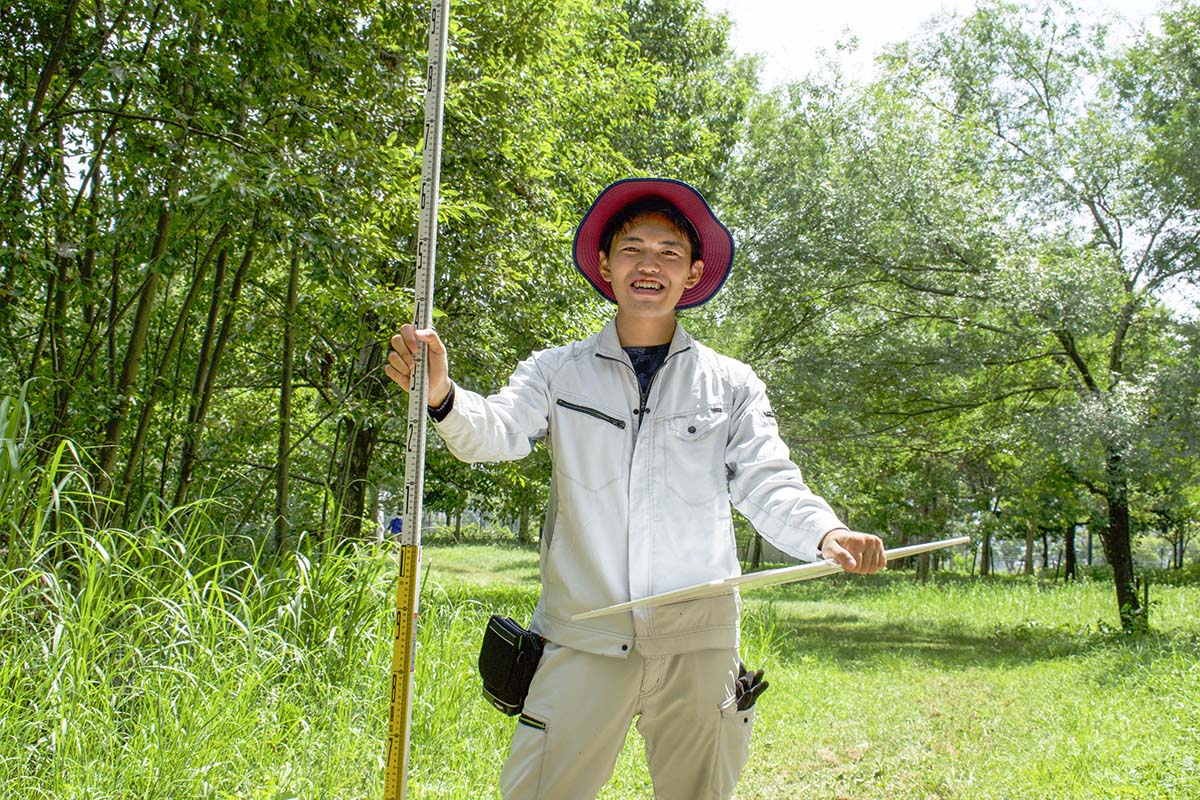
left=386, top=178, right=884, bottom=799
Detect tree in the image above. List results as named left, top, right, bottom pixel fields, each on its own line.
left=721, top=0, right=1199, bottom=630
left=0, top=0, right=759, bottom=547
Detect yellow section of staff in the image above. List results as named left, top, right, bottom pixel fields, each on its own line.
left=384, top=544, right=422, bottom=800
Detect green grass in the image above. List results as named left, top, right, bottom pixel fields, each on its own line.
left=421, top=545, right=1200, bottom=800
left=2, top=388, right=1198, bottom=797
left=3, top=529, right=1198, bottom=798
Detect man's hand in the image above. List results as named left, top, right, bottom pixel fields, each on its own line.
left=385, top=324, right=452, bottom=407
left=818, top=528, right=886, bottom=575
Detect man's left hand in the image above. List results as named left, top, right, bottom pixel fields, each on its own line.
left=818, top=529, right=886, bottom=575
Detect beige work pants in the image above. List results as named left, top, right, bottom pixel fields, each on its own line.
left=499, top=642, right=755, bottom=800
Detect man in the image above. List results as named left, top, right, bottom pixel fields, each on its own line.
left=386, top=177, right=884, bottom=799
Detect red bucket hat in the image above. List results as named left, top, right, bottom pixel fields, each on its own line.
left=572, top=178, right=734, bottom=310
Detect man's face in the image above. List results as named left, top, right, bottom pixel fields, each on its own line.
left=598, top=213, right=704, bottom=317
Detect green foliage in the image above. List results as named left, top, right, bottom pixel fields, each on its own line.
left=0, top=0, right=757, bottom=541
left=719, top=0, right=1199, bottom=627
left=1119, top=0, right=1200, bottom=207
left=0, top=403, right=394, bottom=796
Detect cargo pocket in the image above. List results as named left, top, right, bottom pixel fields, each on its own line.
left=712, top=696, right=755, bottom=799
left=499, top=711, right=549, bottom=798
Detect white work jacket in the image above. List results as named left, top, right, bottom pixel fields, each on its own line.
left=432, top=320, right=845, bottom=657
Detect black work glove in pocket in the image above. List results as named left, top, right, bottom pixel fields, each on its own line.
left=735, top=661, right=769, bottom=711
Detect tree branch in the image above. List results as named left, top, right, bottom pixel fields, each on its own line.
left=40, top=107, right=257, bottom=152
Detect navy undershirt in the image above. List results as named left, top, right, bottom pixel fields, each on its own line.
left=623, top=343, right=670, bottom=401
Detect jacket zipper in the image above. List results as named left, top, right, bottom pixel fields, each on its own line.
left=556, top=398, right=627, bottom=430
left=598, top=347, right=690, bottom=423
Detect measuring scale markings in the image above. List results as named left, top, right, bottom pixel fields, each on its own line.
left=385, top=0, right=449, bottom=798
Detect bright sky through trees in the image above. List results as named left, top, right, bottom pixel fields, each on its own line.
left=704, top=0, right=1197, bottom=319
left=705, top=0, right=1163, bottom=86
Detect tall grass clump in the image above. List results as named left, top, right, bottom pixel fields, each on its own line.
left=0, top=387, right=398, bottom=798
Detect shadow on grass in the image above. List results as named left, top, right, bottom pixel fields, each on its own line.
left=776, top=614, right=1073, bottom=669
left=767, top=612, right=1200, bottom=675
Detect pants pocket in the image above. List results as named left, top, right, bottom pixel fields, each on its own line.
left=712, top=696, right=755, bottom=799
left=499, top=712, right=549, bottom=799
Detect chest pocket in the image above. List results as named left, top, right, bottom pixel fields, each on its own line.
left=551, top=395, right=628, bottom=492
left=661, top=406, right=729, bottom=504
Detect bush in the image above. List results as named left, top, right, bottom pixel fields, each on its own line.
left=1140, top=562, right=1200, bottom=587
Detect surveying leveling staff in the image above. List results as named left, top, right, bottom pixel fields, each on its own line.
left=386, top=178, right=885, bottom=799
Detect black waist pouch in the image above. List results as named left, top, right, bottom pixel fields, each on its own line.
left=478, top=614, right=545, bottom=716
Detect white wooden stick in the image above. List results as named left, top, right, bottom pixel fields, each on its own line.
left=571, top=535, right=971, bottom=621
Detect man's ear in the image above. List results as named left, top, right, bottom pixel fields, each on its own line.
left=598, top=250, right=612, bottom=283
left=685, top=259, right=705, bottom=288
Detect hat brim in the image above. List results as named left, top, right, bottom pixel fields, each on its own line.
left=572, top=178, right=734, bottom=310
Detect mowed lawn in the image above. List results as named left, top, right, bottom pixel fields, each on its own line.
left=416, top=542, right=1200, bottom=800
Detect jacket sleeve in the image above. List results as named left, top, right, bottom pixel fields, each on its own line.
left=724, top=365, right=845, bottom=563
left=430, top=353, right=550, bottom=463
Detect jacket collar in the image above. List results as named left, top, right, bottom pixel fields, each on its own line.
left=595, top=318, right=693, bottom=363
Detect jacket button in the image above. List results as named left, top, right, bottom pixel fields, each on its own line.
left=621, top=644, right=629, bottom=652
left=687, top=425, right=696, bottom=434
left=632, top=409, right=640, bottom=416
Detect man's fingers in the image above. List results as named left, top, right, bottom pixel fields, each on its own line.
left=858, top=536, right=886, bottom=573
left=823, top=539, right=859, bottom=571
left=383, top=361, right=411, bottom=391
left=386, top=325, right=450, bottom=401
left=414, top=327, right=446, bottom=355
left=863, top=541, right=886, bottom=573
left=821, top=530, right=889, bottom=575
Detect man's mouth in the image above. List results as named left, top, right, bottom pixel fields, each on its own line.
left=631, top=280, right=663, bottom=292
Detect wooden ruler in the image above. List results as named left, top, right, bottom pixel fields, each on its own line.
left=384, top=1, right=450, bottom=798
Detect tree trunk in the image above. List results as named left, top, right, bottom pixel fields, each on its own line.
left=518, top=502, right=531, bottom=544
left=332, top=331, right=388, bottom=541
left=173, top=241, right=253, bottom=507
left=1103, top=451, right=1142, bottom=631
left=1024, top=524, right=1035, bottom=576
left=1064, top=523, right=1077, bottom=581
left=2, top=0, right=81, bottom=210
left=172, top=244, right=226, bottom=504
left=748, top=532, right=763, bottom=571
left=275, top=249, right=300, bottom=550
left=117, top=225, right=227, bottom=516
left=96, top=205, right=172, bottom=497
left=980, top=529, right=992, bottom=576
left=335, top=413, right=378, bottom=541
